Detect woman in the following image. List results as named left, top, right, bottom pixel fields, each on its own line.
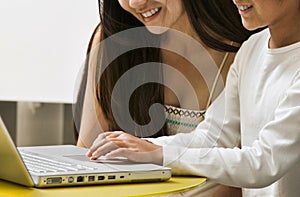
left=86, top=0, right=300, bottom=196
left=74, top=0, right=257, bottom=196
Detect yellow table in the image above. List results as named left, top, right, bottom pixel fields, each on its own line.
left=0, top=176, right=206, bottom=197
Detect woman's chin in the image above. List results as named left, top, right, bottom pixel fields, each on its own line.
left=146, top=26, right=169, bottom=34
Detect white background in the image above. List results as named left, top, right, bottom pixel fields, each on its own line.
left=0, top=0, right=99, bottom=103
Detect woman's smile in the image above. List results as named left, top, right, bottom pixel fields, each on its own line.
left=140, top=7, right=161, bottom=22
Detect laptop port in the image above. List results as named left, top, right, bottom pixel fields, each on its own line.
left=68, top=177, right=74, bottom=183
left=98, top=176, right=105, bottom=180
left=46, top=177, right=62, bottom=184
left=77, top=176, right=84, bottom=182
left=88, top=176, right=95, bottom=182
left=107, top=175, right=115, bottom=180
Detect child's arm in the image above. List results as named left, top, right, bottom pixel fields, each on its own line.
left=163, top=74, right=300, bottom=187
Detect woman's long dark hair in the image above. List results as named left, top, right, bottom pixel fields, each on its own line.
left=74, top=0, right=258, bottom=141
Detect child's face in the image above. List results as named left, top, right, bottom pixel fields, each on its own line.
left=232, top=0, right=300, bottom=30
left=118, top=0, right=189, bottom=34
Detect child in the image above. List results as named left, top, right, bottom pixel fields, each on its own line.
left=87, top=0, right=300, bottom=196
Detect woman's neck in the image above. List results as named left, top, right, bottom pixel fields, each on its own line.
left=169, top=11, right=201, bottom=43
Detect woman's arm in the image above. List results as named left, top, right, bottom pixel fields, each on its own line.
left=77, top=24, right=109, bottom=148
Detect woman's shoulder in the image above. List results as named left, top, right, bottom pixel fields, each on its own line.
left=90, top=23, right=102, bottom=50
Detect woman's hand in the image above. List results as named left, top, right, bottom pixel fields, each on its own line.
left=86, top=131, right=163, bottom=165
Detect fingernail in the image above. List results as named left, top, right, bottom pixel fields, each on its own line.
left=86, top=150, right=91, bottom=156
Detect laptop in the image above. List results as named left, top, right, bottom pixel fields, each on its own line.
left=0, top=117, right=171, bottom=187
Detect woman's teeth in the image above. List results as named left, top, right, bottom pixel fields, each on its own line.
left=239, top=5, right=252, bottom=11
left=142, top=8, right=160, bottom=18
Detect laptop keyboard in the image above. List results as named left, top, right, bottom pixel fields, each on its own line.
left=20, top=151, right=96, bottom=174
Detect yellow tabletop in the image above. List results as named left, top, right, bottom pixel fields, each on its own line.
left=0, top=176, right=206, bottom=197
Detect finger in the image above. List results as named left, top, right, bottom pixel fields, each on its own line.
left=104, top=131, right=124, bottom=138
left=88, top=136, right=129, bottom=158
left=89, top=141, right=118, bottom=160
left=106, top=148, right=146, bottom=163
left=108, top=138, right=134, bottom=148
left=87, top=133, right=113, bottom=157
left=107, top=147, right=163, bottom=164
left=105, top=148, right=132, bottom=160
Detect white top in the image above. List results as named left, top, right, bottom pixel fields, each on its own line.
left=149, top=29, right=300, bottom=197
left=164, top=105, right=220, bottom=196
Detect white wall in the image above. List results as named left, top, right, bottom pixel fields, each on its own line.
left=0, top=0, right=99, bottom=103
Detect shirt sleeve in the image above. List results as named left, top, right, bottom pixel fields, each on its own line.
left=163, top=70, right=300, bottom=188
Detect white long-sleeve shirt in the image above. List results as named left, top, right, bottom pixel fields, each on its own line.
left=149, top=29, right=300, bottom=197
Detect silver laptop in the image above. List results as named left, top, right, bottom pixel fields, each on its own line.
left=0, top=117, right=171, bottom=187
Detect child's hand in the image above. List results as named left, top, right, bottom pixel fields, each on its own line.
left=86, top=131, right=163, bottom=165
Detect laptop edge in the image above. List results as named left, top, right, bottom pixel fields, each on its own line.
left=0, top=117, right=35, bottom=186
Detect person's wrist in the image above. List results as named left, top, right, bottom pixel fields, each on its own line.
left=152, top=146, right=163, bottom=165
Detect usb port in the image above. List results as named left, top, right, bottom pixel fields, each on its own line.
left=107, top=175, right=115, bottom=180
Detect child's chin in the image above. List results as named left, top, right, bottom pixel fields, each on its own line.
left=242, top=20, right=264, bottom=31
